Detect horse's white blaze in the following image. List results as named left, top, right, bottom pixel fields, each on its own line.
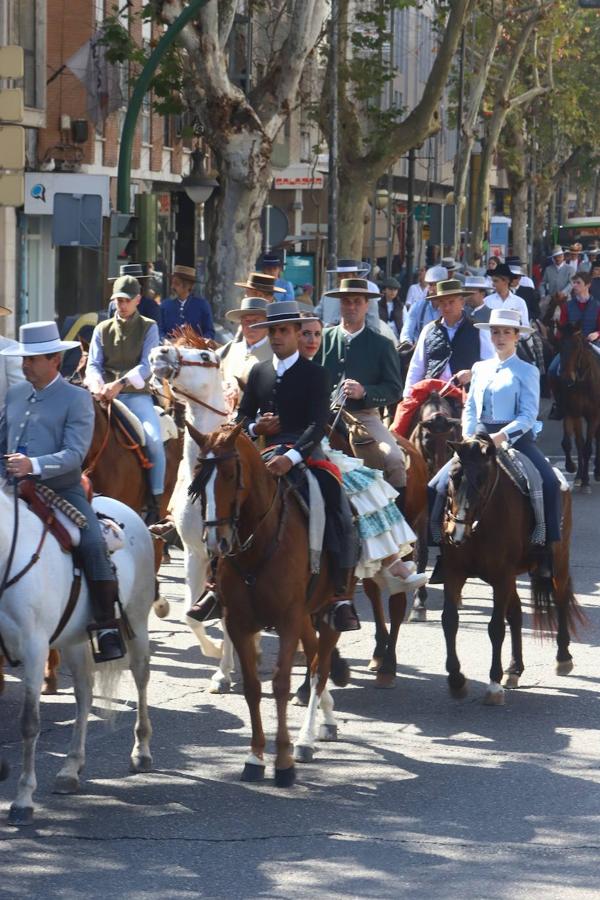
left=204, top=453, right=219, bottom=554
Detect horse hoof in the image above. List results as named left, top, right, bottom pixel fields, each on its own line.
left=241, top=762, right=266, bottom=782
left=0, top=759, right=9, bottom=781
left=483, top=689, right=505, bottom=706
left=556, top=659, right=574, bottom=676
left=375, top=672, right=396, bottom=689
left=368, top=657, right=382, bottom=672
left=318, top=724, right=338, bottom=742
left=130, top=755, right=153, bottom=774
left=153, top=598, right=170, bottom=619
left=274, top=765, right=296, bottom=788
left=41, top=678, right=59, bottom=696
left=53, top=774, right=80, bottom=794
left=294, top=744, right=314, bottom=763
left=566, top=461, right=577, bottom=474
left=408, top=607, right=427, bottom=623
left=329, top=656, right=351, bottom=687
left=208, top=679, right=231, bottom=695
left=581, top=484, right=592, bottom=495
left=7, top=805, right=34, bottom=827
left=292, top=685, right=310, bottom=707
left=574, top=477, right=582, bottom=487
left=448, top=676, right=468, bottom=698
left=501, top=672, right=520, bottom=689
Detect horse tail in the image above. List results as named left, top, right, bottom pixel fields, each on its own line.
left=94, top=657, right=127, bottom=727
left=530, top=571, right=586, bottom=638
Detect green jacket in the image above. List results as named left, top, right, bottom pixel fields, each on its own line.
left=320, top=325, right=402, bottom=410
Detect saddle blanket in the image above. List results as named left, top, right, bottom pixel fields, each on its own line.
left=112, top=398, right=178, bottom=447
left=497, top=449, right=569, bottom=545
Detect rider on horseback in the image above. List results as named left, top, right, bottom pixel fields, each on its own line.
left=1, top=322, right=123, bottom=662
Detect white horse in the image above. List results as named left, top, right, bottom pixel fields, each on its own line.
left=149, top=341, right=234, bottom=686
left=0, top=481, right=156, bottom=826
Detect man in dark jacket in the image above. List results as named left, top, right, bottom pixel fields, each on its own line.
left=159, top=264, right=215, bottom=340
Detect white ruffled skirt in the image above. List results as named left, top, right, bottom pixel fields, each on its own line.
left=323, top=440, right=417, bottom=579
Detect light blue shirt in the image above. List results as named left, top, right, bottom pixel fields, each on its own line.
left=275, top=277, right=295, bottom=301
left=400, top=297, right=437, bottom=343
left=462, top=353, right=541, bottom=445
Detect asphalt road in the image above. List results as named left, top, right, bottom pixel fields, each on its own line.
left=1, top=414, right=600, bottom=899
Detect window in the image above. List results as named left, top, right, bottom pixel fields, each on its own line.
left=13, top=0, right=37, bottom=108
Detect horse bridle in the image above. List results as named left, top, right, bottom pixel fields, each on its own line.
left=198, top=450, right=282, bottom=559
left=156, top=346, right=228, bottom=417
left=445, top=460, right=500, bottom=541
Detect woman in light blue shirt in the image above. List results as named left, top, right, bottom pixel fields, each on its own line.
left=432, top=307, right=561, bottom=579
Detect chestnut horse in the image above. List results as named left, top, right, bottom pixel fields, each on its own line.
left=441, top=435, right=581, bottom=706
left=556, top=323, right=600, bottom=492
left=188, top=422, right=345, bottom=784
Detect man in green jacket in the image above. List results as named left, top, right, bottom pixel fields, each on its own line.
left=320, top=278, right=406, bottom=506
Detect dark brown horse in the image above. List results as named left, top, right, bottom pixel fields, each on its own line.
left=328, top=413, right=429, bottom=685
left=441, top=435, right=581, bottom=704
left=187, top=422, right=345, bottom=785
left=557, top=323, right=600, bottom=491
left=410, top=390, right=462, bottom=478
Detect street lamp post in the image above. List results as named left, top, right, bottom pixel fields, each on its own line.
left=327, top=0, right=339, bottom=285
left=116, top=0, right=211, bottom=213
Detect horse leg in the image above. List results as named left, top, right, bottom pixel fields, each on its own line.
left=0, top=655, right=4, bottom=695
left=127, top=632, right=153, bottom=773
left=502, top=590, right=524, bottom=689
left=553, top=537, right=575, bottom=676
left=184, top=546, right=222, bottom=660
left=8, top=641, right=46, bottom=826
left=561, top=418, right=576, bottom=474
left=272, top=630, right=299, bottom=787
left=376, top=590, right=407, bottom=689
left=362, top=578, right=388, bottom=671
left=441, top=569, right=468, bottom=697
left=573, top=417, right=586, bottom=488
left=594, top=425, right=600, bottom=481
left=293, top=618, right=318, bottom=706
left=409, top=524, right=429, bottom=621
left=295, top=622, right=339, bottom=762
left=230, top=627, right=266, bottom=782
left=581, top=418, right=594, bottom=491
left=53, top=644, right=93, bottom=793
left=41, top=649, right=61, bottom=695
left=484, top=580, right=512, bottom=706
left=209, top=620, right=235, bottom=694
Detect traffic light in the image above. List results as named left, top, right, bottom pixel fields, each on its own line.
left=109, top=212, right=138, bottom=277
left=0, top=46, right=25, bottom=208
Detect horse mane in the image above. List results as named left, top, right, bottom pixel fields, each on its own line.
left=170, top=325, right=219, bottom=352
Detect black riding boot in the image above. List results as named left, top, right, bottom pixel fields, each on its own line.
left=87, top=580, right=125, bottom=662
left=529, top=544, right=553, bottom=580
left=145, top=493, right=163, bottom=527
left=395, top=486, right=407, bottom=516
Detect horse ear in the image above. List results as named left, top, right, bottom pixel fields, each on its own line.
left=185, top=420, right=208, bottom=449
left=447, top=440, right=463, bottom=455
left=224, top=423, right=243, bottom=444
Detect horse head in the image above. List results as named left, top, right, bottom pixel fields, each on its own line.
left=411, top=393, right=462, bottom=477
left=149, top=341, right=223, bottom=411
left=444, top=435, right=498, bottom=545
left=187, top=422, right=250, bottom=556
left=558, top=322, right=588, bottom=388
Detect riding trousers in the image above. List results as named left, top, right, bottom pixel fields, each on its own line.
left=352, top=408, right=407, bottom=488
left=118, top=392, right=166, bottom=495
left=429, top=425, right=561, bottom=544
left=60, top=484, right=115, bottom=582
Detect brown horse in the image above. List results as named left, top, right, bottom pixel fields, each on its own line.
left=409, top=390, right=462, bottom=478
left=441, top=435, right=581, bottom=705
left=557, top=323, right=600, bottom=491
left=187, top=422, right=345, bottom=785
left=327, top=413, right=429, bottom=685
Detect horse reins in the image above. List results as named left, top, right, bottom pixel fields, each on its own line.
left=157, top=347, right=228, bottom=417
left=445, top=459, right=501, bottom=539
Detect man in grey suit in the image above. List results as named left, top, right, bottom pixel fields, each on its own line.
left=0, top=322, right=124, bottom=662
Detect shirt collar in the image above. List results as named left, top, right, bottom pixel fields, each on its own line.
left=340, top=324, right=365, bottom=341
left=496, top=353, right=517, bottom=368
left=273, top=350, right=299, bottom=374
left=245, top=335, right=269, bottom=352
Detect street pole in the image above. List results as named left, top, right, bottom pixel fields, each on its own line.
left=404, top=147, right=415, bottom=300
left=327, top=0, right=339, bottom=285
left=116, top=0, right=210, bottom=213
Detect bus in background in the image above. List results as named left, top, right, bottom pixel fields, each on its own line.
left=555, top=217, right=600, bottom=255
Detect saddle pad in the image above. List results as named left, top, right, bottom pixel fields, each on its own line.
left=158, top=409, right=178, bottom=443
left=112, top=397, right=146, bottom=446
left=497, top=449, right=529, bottom=496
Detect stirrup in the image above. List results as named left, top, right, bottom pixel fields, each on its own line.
left=87, top=619, right=126, bottom=663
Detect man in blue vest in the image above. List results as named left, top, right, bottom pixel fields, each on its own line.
left=548, top=271, right=600, bottom=419
left=399, top=265, right=447, bottom=346
left=403, top=280, right=495, bottom=398
left=159, top=265, right=215, bottom=340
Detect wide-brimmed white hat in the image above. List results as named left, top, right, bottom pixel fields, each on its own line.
left=0, top=322, right=79, bottom=356
left=551, top=245, right=564, bottom=257
left=425, top=265, right=448, bottom=283
left=473, top=307, right=532, bottom=335
left=326, top=258, right=371, bottom=276
left=464, top=275, right=492, bottom=292
left=0, top=321, right=80, bottom=356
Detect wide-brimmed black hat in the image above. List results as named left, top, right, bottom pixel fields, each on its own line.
left=108, top=263, right=151, bottom=282
left=234, top=272, right=286, bottom=294
left=261, top=253, right=283, bottom=267
left=325, top=277, right=380, bottom=299
left=486, top=262, right=513, bottom=280
left=248, top=300, right=318, bottom=328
